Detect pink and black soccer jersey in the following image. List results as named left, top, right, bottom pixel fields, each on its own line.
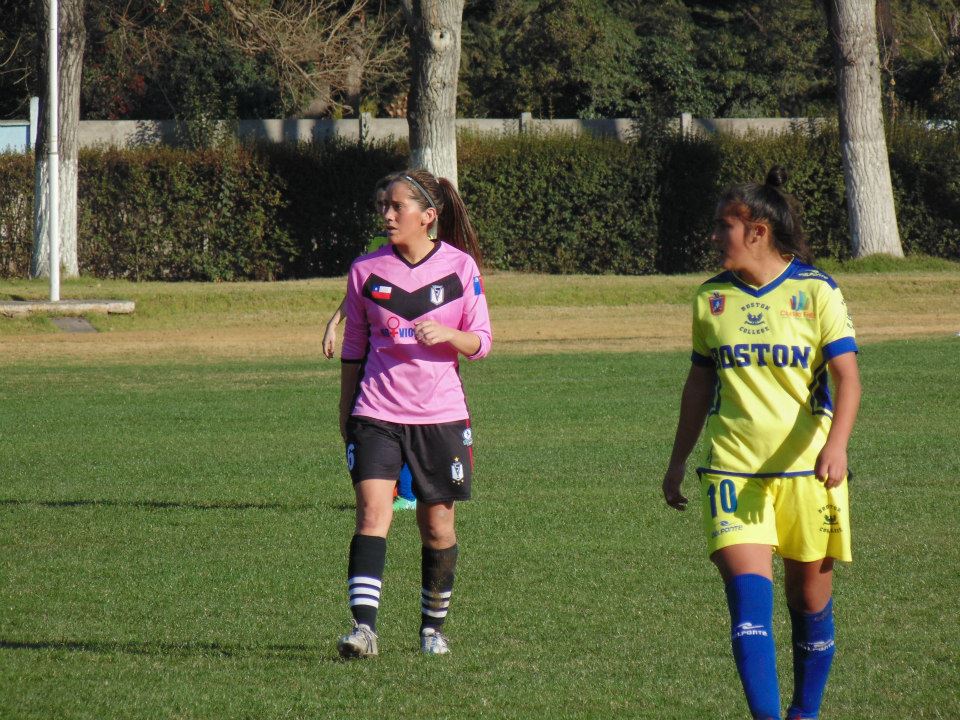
left=341, top=241, right=492, bottom=424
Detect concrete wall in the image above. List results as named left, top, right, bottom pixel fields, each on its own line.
left=5, top=103, right=837, bottom=152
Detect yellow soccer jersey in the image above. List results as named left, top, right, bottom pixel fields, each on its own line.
left=691, top=258, right=857, bottom=477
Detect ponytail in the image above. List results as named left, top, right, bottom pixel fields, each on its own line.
left=392, top=169, right=483, bottom=266
left=437, top=177, right=483, bottom=267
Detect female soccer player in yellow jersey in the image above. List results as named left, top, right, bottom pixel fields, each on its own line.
left=662, top=166, right=861, bottom=720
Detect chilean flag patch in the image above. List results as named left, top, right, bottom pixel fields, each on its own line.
left=371, top=284, right=392, bottom=300
left=473, top=275, right=484, bottom=295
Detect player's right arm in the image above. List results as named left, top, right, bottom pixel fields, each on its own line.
left=340, top=362, right=360, bottom=441
left=339, top=265, right=369, bottom=440
left=663, top=362, right=715, bottom=511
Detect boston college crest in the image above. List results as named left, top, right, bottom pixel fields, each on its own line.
left=709, top=291, right=726, bottom=316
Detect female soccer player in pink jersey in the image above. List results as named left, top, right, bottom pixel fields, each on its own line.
left=662, top=167, right=861, bottom=719
left=336, top=169, right=491, bottom=658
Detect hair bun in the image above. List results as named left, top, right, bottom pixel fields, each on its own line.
left=765, top=165, right=788, bottom=188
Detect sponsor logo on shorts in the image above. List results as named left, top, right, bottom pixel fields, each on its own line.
left=451, top=457, right=464, bottom=484
left=711, top=518, right=744, bottom=539
left=462, top=428, right=473, bottom=446
left=733, top=622, right=769, bottom=639
left=819, top=504, right=843, bottom=534
left=430, top=284, right=445, bottom=305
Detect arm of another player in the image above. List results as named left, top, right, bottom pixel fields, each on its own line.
left=663, top=363, right=716, bottom=510
left=322, top=298, right=346, bottom=359
left=815, top=352, right=861, bottom=489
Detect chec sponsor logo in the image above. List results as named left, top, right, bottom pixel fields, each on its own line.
left=819, top=504, right=843, bottom=534
left=781, top=290, right=816, bottom=319
left=739, top=302, right=770, bottom=335
left=381, top=316, right=414, bottom=338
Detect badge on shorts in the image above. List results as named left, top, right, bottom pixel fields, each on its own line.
left=462, top=428, right=473, bottom=446
left=430, top=284, right=445, bottom=305
left=451, top=457, right=464, bottom=484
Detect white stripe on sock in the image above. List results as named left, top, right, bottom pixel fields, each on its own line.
left=350, top=597, right=380, bottom=608
left=349, top=575, right=382, bottom=589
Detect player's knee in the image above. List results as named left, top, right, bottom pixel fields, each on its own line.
left=356, top=508, right=391, bottom=536
left=418, top=519, right=455, bottom=548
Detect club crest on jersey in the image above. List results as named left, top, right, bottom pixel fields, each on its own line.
left=462, top=428, right=473, bottom=446
left=709, top=291, right=725, bottom=315
left=429, top=284, right=445, bottom=305
left=451, top=457, right=465, bottom=484
left=371, top=284, right=392, bottom=300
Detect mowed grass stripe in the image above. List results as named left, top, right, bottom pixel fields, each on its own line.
left=0, top=340, right=958, bottom=719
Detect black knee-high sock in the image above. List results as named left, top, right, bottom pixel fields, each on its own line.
left=347, top=534, right=386, bottom=631
left=420, top=544, right=458, bottom=633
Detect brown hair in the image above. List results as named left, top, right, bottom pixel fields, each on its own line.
left=718, top=166, right=813, bottom=265
left=392, top=169, right=483, bottom=266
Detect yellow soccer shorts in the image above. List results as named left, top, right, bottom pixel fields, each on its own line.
left=699, top=471, right=852, bottom=562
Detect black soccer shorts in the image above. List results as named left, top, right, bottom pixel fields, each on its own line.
left=344, top=416, right=474, bottom=503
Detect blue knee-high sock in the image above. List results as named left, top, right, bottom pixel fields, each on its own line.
left=398, top=463, right=415, bottom=502
left=787, top=599, right=836, bottom=719
left=725, top=574, right=781, bottom=720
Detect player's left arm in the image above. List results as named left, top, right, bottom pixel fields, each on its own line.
left=815, top=281, right=861, bottom=488
left=816, top=352, right=861, bottom=488
left=415, top=263, right=491, bottom=359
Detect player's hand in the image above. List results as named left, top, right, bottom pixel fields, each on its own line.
left=322, top=323, right=337, bottom=359
left=663, top=464, right=689, bottom=511
left=815, top=441, right=847, bottom=489
left=414, top=320, right=454, bottom=346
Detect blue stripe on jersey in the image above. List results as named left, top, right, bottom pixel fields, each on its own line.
left=697, top=467, right=817, bottom=479
left=691, top=350, right=713, bottom=367
left=709, top=371, right=722, bottom=416
left=823, top=336, right=858, bottom=360
left=808, top=360, right=833, bottom=417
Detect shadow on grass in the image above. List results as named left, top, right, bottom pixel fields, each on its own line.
left=0, top=637, right=345, bottom=662
left=0, top=498, right=357, bottom=512
left=0, top=498, right=319, bottom=512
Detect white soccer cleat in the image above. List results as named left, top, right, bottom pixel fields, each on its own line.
left=420, top=627, right=450, bottom=655
left=337, top=621, right=378, bottom=659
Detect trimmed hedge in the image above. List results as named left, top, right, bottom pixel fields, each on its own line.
left=0, top=123, right=958, bottom=280
left=460, top=134, right=660, bottom=273
left=79, top=147, right=294, bottom=281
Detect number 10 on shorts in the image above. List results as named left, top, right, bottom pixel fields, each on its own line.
left=708, top=478, right=738, bottom=517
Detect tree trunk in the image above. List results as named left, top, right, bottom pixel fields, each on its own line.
left=826, top=0, right=903, bottom=258
left=32, top=0, right=85, bottom=279
left=400, top=0, right=464, bottom=187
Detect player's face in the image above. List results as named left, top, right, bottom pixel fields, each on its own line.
left=711, top=212, right=752, bottom=272
left=380, top=182, right=435, bottom=246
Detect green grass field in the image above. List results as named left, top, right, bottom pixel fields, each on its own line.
left=1, top=335, right=958, bottom=718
